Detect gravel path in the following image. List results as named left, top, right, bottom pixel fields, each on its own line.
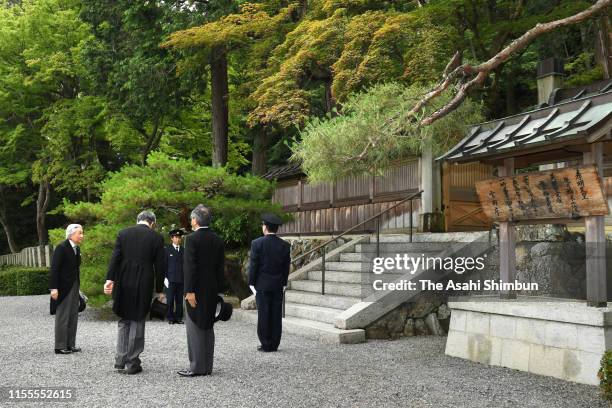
left=0, top=295, right=607, bottom=408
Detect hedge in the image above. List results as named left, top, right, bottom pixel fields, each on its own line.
left=599, top=350, right=612, bottom=401
left=0, top=267, right=49, bottom=296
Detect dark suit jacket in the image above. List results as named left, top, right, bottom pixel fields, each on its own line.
left=165, top=244, right=184, bottom=283
left=49, top=239, right=81, bottom=307
left=183, top=227, right=225, bottom=330
left=248, top=234, right=290, bottom=292
left=106, top=224, right=165, bottom=321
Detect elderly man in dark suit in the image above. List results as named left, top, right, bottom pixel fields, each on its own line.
left=248, top=213, right=290, bottom=352
left=178, top=204, right=225, bottom=377
left=165, top=229, right=185, bottom=324
left=104, top=210, right=165, bottom=375
left=49, top=224, right=84, bottom=355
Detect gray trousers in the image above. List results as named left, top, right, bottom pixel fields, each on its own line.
left=54, top=282, right=79, bottom=349
left=115, top=319, right=145, bottom=369
left=185, top=305, right=214, bottom=374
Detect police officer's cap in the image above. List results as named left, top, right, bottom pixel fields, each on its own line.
left=261, top=213, right=283, bottom=226
left=169, top=229, right=184, bottom=237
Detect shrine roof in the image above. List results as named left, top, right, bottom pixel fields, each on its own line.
left=438, top=79, right=612, bottom=163
left=262, top=163, right=303, bottom=181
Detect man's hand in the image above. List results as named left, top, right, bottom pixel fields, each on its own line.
left=103, top=280, right=114, bottom=295
left=50, top=289, right=58, bottom=300
left=185, top=292, right=197, bottom=308
left=157, top=292, right=165, bottom=303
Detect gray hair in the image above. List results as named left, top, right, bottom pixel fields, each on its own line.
left=136, top=210, right=156, bottom=225
left=65, top=224, right=83, bottom=239
left=190, top=204, right=211, bottom=227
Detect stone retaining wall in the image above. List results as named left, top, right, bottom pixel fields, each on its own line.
left=445, top=298, right=611, bottom=385
left=364, top=224, right=602, bottom=339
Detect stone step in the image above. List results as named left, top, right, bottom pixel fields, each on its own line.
left=408, top=231, right=488, bottom=242
left=354, top=243, right=449, bottom=253
left=233, top=309, right=365, bottom=344
left=290, top=280, right=363, bottom=297
left=339, top=252, right=443, bottom=262
left=308, top=270, right=405, bottom=284
left=285, top=290, right=361, bottom=310
left=283, top=302, right=343, bottom=324
left=319, top=261, right=363, bottom=271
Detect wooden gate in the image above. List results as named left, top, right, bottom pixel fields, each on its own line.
left=442, top=161, right=493, bottom=231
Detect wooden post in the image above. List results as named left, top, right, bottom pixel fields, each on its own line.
left=498, top=158, right=516, bottom=299
left=584, top=142, right=607, bottom=307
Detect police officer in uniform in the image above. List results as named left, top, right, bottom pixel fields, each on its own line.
left=165, top=229, right=185, bottom=324
left=248, top=213, right=290, bottom=352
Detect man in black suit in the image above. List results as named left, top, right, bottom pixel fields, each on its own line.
left=165, top=229, right=184, bottom=324
left=49, top=224, right=84, bottom=355
left=248, top=213, right=290, bottom=352
left=178, top=204, right=225, bottom=377
left=104, top=210, right=165, bottom=375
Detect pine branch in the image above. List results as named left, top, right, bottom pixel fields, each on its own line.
left=413, top=0, right=612, bottom=126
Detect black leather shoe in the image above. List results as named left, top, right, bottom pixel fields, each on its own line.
left=69, top=347, right=81, bottom=353
left=114, top=364, right=125, bottom=370
left=175, top=320, right=184, bottom=324
left=177, top=370, right=205, bottom=377
left=257, top=346, right=271, bottom=352
left=126, top=365, right=143, bottom=375
left=168, top=320, right=175, bottom=325
left=55, top=349, right=72, bottom=354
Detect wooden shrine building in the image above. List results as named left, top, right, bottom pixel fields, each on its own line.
left=438, top=77, right=612, bottom=306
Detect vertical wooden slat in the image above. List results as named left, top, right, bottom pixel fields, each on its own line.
left=498, top=158, right=516, bottom=299
left=584, top=142, right=607, bottom=306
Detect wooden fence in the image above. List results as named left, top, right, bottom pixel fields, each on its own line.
left=274, top=159, right=421, bottom=235
left=0, top=245, right=53, bottom=268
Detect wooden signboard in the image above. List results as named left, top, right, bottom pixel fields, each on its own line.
left=475, top=165, right=609, bottom=222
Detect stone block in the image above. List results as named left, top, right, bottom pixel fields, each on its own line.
left=425, top=313, right=445, bottom=336
left=414, top=318, right=429, bottom=335
left=515, top=318, right=546, bottom=344
left=403, top=318, right=415, bottom=337
left=466, top=311, right=489, bottom=335
left=501, top=339, right=530, bottom=371
left=466, top=333, right=498, bottom=365
left=577, top=325, right=605, bottom=353
left=490, top=315, right=516, bottom=339
left=528, top=344, right=564, bottom=378
left=566, top=350, right=601, bottom=385
left=449, top=309, right=467, bottom=332
left=445, top=330, right=468, bottom=359
left=544, top=321, right=578, bottom=349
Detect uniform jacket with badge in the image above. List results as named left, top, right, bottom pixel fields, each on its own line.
left=49, top=239, right=81, bottom=307
left=183, top=227, right=225, bottom=330
left=106, top=224, right=165, bottom=321
left=248, top=234, right=290, bottom=291
left=165, top=244, right=184, bottom=283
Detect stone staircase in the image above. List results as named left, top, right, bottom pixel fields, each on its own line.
left=234, top=232, right=490, bottom=344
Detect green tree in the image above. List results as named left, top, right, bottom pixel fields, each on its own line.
left=0, top=0, right=92, bottom=245
left=292, top=82, right=483, bottom=182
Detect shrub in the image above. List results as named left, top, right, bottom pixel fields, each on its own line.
left=59, top=152, right=286, bottom=248
left=49, top=152, right=286, bottom=301
left=0, top=267, right=49, bottom=296
left=599, top=350, right=612, bottom=401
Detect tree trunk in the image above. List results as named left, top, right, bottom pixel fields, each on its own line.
left=252, top=128, right=269, bottom=175
left=324, top=80, right=335, bottom=114
left=0, top=186, right=18, bottom=253
left=595, top=15, right=612, bottom=79
left=210, top=45, right=229, bottom=168
left=36, top=180, right=51, bottom=246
